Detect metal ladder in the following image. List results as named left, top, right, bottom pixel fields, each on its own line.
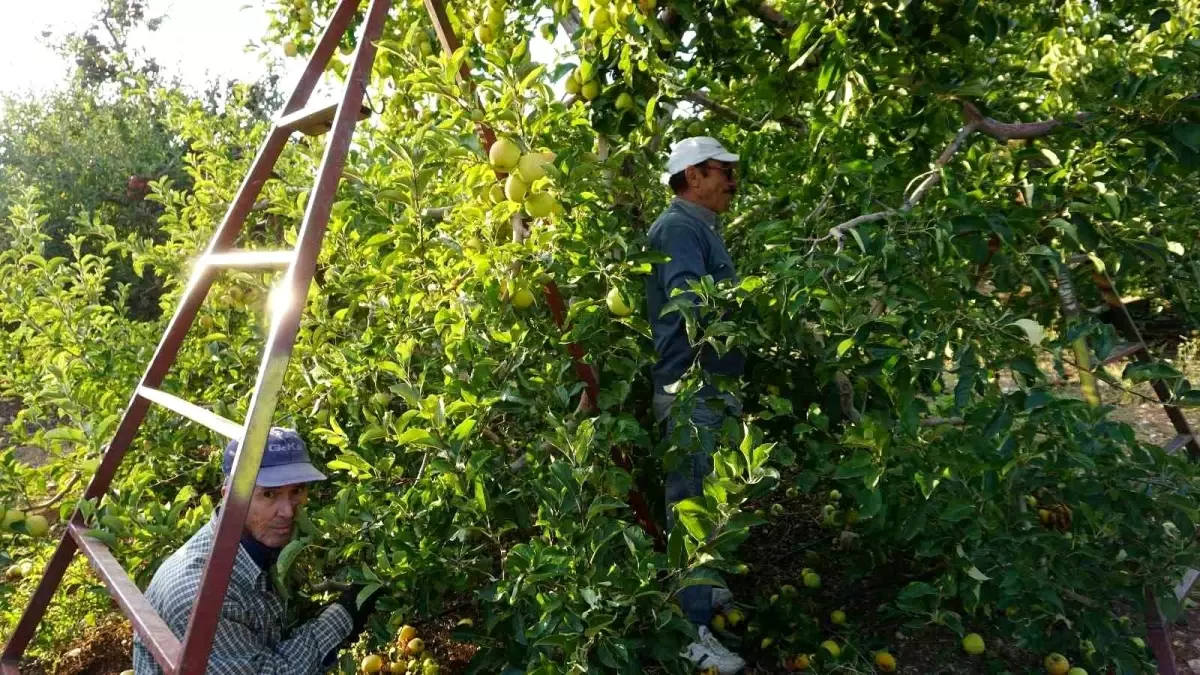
left=0, top=0, right=389, bottom=671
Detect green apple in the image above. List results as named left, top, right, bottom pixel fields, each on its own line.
left=615, top=92, right=634, bottom=111
left=581, top=80, right=600, bottom=101
left=475, top=25, right=495, bottom=44
left=488, top=184, right=505, bottom=205
left=484, top=6, right=503, bottom=28
left=505, top=174, right=529, bottom=202
left=512, top=288, right=535, bottom=309
left=2, top=509, right=24, bottom=530
left=605, top=287, right=632, bottom=316
left=591, top=5, right=612, bottom=30
left=515, top=153, right=547, bottom=182
left=489, top=138, right=521, bottom=172
left=24, top=514, right=48, bottom=537
left=962, top=633, right=985, bottom=655
left=524, top=191, right=556, bottom=218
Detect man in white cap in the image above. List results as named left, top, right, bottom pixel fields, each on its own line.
left=133, top=427, right=380, bottom=674
left=647, top=136, right=746, bottom=674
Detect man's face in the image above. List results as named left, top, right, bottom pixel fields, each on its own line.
left=244, top=483, right=308, bottom=548
left=686, top=160, right=738, bottom=213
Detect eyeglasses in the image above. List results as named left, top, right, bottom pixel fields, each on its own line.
left=703, top=162, right=736, bottom=181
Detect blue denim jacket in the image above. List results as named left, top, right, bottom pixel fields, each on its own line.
left=645, top=198, right=745, bottom=392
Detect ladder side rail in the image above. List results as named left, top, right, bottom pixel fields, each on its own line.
left=69, top=524, right=183, bottom=672
left=1093, top=269, right=1200, bottom=458
left=175, top=1, right=390, bottom=671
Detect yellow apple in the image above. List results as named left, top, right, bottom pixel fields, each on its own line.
left=361, top=654, right=383, bottom=673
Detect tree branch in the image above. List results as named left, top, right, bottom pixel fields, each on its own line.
left=31, top=474, right=81, bottom=511
left=810, top=102, right=1090, bottom=253
left=679, top=90, right=807, bottom=133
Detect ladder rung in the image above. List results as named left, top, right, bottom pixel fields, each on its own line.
left=277, top=102, right=371, bottom=136
left=202, top=250, right=294, bottom=270
left=1100, top=342, right=1147, bottom=366
left=1175, top=567, right=1200, bottom=602
left=69, top=523, right=182, bottom=672
left=138, top=387, right=242, bottom=440
left=1165, top=434, right=1195, bottom=455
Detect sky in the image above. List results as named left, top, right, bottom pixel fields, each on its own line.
left=0, top=0, right=284, bottom=98
left=0, top=0, right=570, bottom=110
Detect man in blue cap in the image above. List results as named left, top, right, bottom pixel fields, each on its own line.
left=647, top=136, right=746, bottom=674
left=133, top=427, right=378, bottom=674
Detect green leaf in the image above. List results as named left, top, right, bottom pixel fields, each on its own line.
left=519, top=65, right=546, bottom=90
left=667, top=523, right=685, bottom=569
left=1009, top=319, right=1045, bottom=347
left=357, top=424, right=386, bottom=445
left=788, top=22, right=813, bottom=60
left=450, top=418, right=477, bottom=442
left=397, top=427, right=439, bottom=447
left=1123, top=362, right=1182, bottom=383
left=836, top=337, right=855, bottom=357
left=81, top=528, right=118, bottom=548
left=274, top=540, right=306, bottom=579
left=837, top=159, right=872, bottom=174
left=1039, top=148, right=1060, bottom=167
left=645, top=95, right=658, bottom=130
left=356, top=583, right=382, bottom=609
left=965, top=565, right=990, bottom=582
left=44, top=427, right=86, bottom=444
left=941, top=502, right=975, bottom=522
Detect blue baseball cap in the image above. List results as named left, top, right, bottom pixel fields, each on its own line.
left=223, top=427, right=327, bottom=488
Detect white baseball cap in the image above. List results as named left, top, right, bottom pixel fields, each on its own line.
left=665, top=136, right=739, bottom=178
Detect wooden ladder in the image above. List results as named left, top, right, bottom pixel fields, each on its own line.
left=0, top=0, right=389, bottom=671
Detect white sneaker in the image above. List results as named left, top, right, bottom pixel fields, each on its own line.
left=711, top=587, right=734, bottom=611
left=681, top=626, right=746, bottom=674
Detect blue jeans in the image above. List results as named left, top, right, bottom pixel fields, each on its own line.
left=654, top=388, right=741, bottom=626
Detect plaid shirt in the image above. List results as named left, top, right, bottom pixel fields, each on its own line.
left=133, top=518, right=352, bottom=674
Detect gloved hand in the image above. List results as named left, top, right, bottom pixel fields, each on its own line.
left=334, top=584, right=383, bottom=638
left=322, top=584, right=384, bottom=668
